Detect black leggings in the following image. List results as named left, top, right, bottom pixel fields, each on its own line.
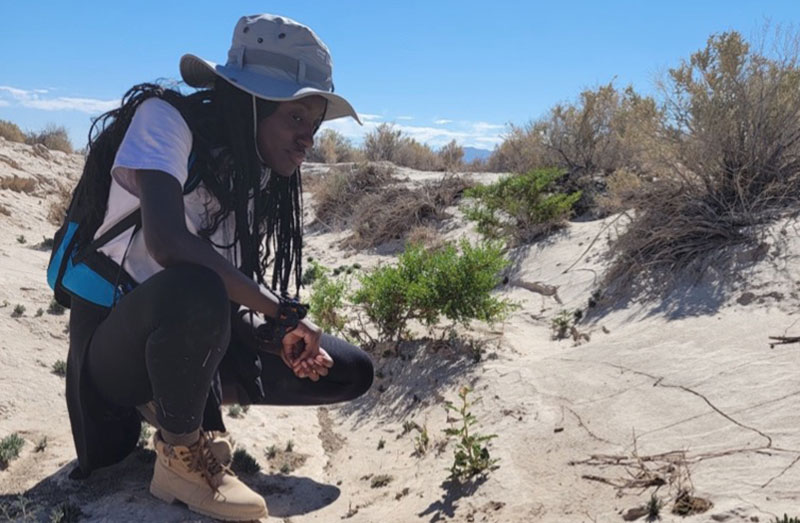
left=83, top=264, right=373, bottom=434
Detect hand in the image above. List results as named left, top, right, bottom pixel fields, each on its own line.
left=280, top=319, right=333, bottom=381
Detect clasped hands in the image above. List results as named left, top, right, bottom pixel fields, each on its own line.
left=280, top=318, right=333, bottom=381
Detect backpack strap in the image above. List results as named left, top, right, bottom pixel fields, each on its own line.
left=74, top=150, right=201, bottom=263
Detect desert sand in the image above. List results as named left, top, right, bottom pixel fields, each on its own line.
left=1, top=136, right=799, bottom=522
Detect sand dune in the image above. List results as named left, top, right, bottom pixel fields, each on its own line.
left=1, top=137, right=799, bottom=522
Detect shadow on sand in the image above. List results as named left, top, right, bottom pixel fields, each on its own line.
left=0, top=448, right=339, bottom=521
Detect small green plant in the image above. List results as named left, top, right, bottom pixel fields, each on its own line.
left=49, top=501, right=83, bottom=523
left=463, top=168, right=581, bottom=243
left=265, top=444, right=277, bottom=459
left=0, top=433, right=25, bottom=469
left=138, top=425, right=152, bottom=449
left=309, top=266, right=350, bottom=336
left=774, top=516, right=800, bottom=523
left=47, top=299, right=65, bottom=315
left=16, top=235, right=26, bottom=244
left=370, top=474, right=393, bottom=488
left=551, top=309, right=577, bottom=340
left=34, top=437, right=47, bottom=453
left=0, top=495, right=37, bottom=521
left=1, top=300, right=8, bottom=308
left=279, top=463, right=292, bottom=474
left=353, top=240, right=514, bottom=342
left=11, top=304, right=25, bottom=318
left=285, top=440, right=294, bottom=452
left=647, top=493, right=661, bottom=521
left=51, top=360, right=67, bottom=377
left=444, top=387, right=498, bottom=482
left=377, top=438, right=386, bottom=450
left=413, top=424, right=430, bottom=456
left=401, top=420, right=420, bottom=436
left=301, top=259, right=326, bottom=286
left=35, top=308, right=44, bottom=317
left=39, top=236, right=55, bottom=249
left=227, top=404, right=244, bottom=418
left=232, top=448, right=261, bottom=475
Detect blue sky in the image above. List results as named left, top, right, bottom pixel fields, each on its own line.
left=1, top=1, right=798, bottom=151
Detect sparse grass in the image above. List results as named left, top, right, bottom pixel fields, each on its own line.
left=35, top=308, right=44, bottom=317
left=279, top=463, right=291, bottom=474
left=285, top=440, right=294, bottom=452
left=231, top=448, right=261, bottom=475
left=138, top=425, right=152, bottom=449
left=49, top=501, right=83, bottom=523
left=646, top=493, right=661, bottom=521
left=47, top=299, right=66, bottom=316
left=377, top=438, right=385, bottom=450
left=444, top=386, right=498, bottom=482
left=370, top=474, right=393, bottom=488
left=227, top=404, right=244, bottom=419
left=0, top=433, right=25, bottom=469
left=265, top=444, right=277, bottom=459
left=0, top=495, right=37, bottom=521
left=51, top=360, right=67, bottom=377
left=0, top=119, right=26, bottom=143
left=16, top=235, right=26, bottom=244
left=551, top=309, right=580, bottom=340
left=11, top=304, right=25, bottom=318
left=774, top=515, right=800, bottom=523
left=34, top=437, right=47, bottom=453
left=413, top=424, right=430, bottom=456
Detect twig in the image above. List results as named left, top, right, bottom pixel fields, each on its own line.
left=562, top=211, right=632, bottom=274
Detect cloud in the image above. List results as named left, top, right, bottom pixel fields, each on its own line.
left=433, top=119, right=453, bottom=125
left=357, top=113, right=382, bottom=121
left=396, top=115, right=414, bottom=120
left=0, top=86, right=118, bottom=113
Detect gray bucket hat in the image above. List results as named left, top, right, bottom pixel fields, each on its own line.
left=180, top=14, right=361, bottom=124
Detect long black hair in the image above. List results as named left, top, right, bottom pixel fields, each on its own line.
left=70, top=80, right=304, bottom=296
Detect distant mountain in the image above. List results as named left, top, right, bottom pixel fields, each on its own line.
left=462, top=146, right=492, bottom=163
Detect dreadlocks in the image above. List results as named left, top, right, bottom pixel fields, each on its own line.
left=70, top=80, right=304, bottom=297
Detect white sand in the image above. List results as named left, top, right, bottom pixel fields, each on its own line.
left=1, top=137, right=799, bottom=522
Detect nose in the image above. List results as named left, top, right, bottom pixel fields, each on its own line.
left=296, top=127, right=314, bottom=150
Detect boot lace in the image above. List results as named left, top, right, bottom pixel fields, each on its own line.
left=178, top=432, right=235, bottom=491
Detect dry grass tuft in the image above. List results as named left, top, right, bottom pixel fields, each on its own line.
left=344, top=174, right=473, bottom=250
left=25, top=124, right=73, bottom=154
left=0, top=120, right=26, bottom=143
left=0, top=175, right=37, bottom=193
left=47, top=183, right=73, bottom=225
left=310, top=162, right=396, bottom=228
left=406, top=225, right=444, bottom=250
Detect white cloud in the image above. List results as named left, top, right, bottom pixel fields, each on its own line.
left=357, top=113, right=381, bottom=121
left=433, top=119, right=453, bottom=125
left=396, top=115, right=414, bottom=120
left=0, top=86, right=118, bottom=113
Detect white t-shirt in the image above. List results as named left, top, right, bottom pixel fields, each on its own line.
left=95, top=97, right=246, bottom=283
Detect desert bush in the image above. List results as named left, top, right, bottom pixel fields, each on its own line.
left=308, top=264, right=350, bottom=336
left=344, top=174, right=473, bottom=250
left=308, top=129, right=362, bottom=163
left=464, top=168, right=581, bottom=243
left=395, top=139, right=442, bottom=171
left=605, top=30, right=800, bottom=295
left=311, top=162, right=395, bottom=228
left=363, top=123, right=405, bottom=162
left=48, top=183, right=73, bottom=225
left=486, top=84, right=662, bottom=216
left=25, top=124, right=73, bottom=154
left=0, top=120, right=26, bottom=143
left=438, top=140, right=464, bottom=171
left=352, top=240, right=513, bottom=342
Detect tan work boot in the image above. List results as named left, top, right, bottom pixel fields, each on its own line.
left=150, top=431, right=267, bottom=521
left=138, top=402, right=235, bottom=465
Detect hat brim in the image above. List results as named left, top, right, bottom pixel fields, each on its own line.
left=180, top=54, right=362, bottom=125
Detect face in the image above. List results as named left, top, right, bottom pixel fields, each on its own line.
left=256, top=96, right=327, bottom=176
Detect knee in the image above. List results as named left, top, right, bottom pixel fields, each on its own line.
left=152, top=264, right=230, bottom=337
left=347, top=349, right=374, bottom=399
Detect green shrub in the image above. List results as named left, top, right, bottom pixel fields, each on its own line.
left=0, top=433, right=24, bottom=469
left=231, top=448, right=261, bottom=475
left=309, top=268, right=350, bottom=336
left=11, top=304, right=25, bottom=318
left=51, top=360, right=67, bottom=377
left=444, top=386, right=498, bottom=482
left=0, top=120, right=26, bottom=143
left=47, top=298, right=66, bottom=315
left=464, top=168, right=581, bottom=243
left=352, top=240, right=513, bottom=342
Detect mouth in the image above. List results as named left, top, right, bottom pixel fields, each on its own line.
left=289, top=149, right=306, bottom=165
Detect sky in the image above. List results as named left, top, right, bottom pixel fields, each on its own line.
left=1, top=1, right=798, bottom=152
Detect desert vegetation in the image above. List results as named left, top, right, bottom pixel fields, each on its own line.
left=0, top=120, right=73, bottom=154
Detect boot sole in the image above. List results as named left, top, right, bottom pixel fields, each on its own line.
left=150, top=482, right=268, bottom=521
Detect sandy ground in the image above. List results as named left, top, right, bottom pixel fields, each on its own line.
left=1, top=138, right=799, bottom=522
